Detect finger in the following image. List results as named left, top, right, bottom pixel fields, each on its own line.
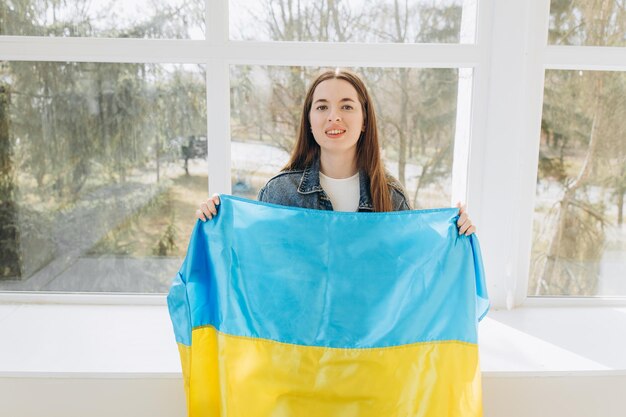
left=206, top=200, right=217, bottom=215
left=465, top=225, right=477, bottom=236
left=196, top=209, right=206, bottom=222
left=456, top=212, right=468, bottom=226
left=209, top=196, right=220, bottom=214
left=458, top=219, right=471, bottom=235
left=200, top=202, right=214, bottom=217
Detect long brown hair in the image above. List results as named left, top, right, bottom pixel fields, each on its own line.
left=283, top=68, right=393, bottom=212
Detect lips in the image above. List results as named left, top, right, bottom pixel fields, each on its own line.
left=325, top=124, right=347, bottom=138
left=325, top=129, right=346, bottom=138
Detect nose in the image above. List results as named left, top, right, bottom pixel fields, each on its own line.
left=328, top=113, right=341, bottom=121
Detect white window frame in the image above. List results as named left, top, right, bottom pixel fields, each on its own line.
left=0, top=0, right=625, bottom=308
left=486, top=0, right=626, bottom=309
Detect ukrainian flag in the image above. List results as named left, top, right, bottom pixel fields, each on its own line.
left=168, top=194, right=489, bottom=417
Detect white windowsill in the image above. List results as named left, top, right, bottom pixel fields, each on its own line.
left=478, top=306, right=626, bottom=377
left=0, top=302, right=180, bottom=378
left=1, top=300, right=625, bottom=378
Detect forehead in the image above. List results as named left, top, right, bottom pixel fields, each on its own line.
left=312, top=78, right=359, bottom=101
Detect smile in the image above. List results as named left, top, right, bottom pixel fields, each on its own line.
left=325, top=129, right=346, bottom=138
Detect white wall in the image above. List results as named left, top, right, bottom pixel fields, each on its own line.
left=2, top=374, right=625, bottom=417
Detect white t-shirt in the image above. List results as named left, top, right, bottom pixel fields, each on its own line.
left=319, top=171, right=360, bottom=212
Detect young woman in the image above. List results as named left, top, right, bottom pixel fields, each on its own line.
left=196, top=68, right=476, bottom=236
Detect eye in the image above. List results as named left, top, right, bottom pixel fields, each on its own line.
left=342, top=105, right=353, bottom=110
left=316, top=105, right=327, bottom=110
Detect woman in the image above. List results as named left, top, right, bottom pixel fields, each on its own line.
left=197, top=68, right=476, bottom=235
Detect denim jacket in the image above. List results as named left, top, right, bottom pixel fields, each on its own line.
left=257, top=156, right=411, bottom=212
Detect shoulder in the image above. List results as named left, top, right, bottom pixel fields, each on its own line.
left=257, top=169, right=304, bottom=203
left=265, top=169, right=304, bottom=184
left=384, top=171, right=412, bottom=211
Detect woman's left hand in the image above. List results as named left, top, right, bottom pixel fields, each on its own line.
left=455, top=201, right=477, bottom=236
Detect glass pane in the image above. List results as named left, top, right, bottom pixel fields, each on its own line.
left=530, top=70, right=626, bottom=296
left=549, top=0, right=626, bottom=46
left=229, top=0, right=474, bottom=44
left=0, top=0, right=205, bottom=39
left=0, top=61, right=207, bottom=293
left=229, top=65, right=461, bottom=209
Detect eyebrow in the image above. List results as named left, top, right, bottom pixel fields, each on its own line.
left=313, top=98, right=357, bottom=104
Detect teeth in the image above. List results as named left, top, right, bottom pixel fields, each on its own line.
left=327, top=130, right=345, bottom=135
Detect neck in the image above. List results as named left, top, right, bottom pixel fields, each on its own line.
left=319, top=149, right=358, bottom=179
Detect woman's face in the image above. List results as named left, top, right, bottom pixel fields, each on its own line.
left=308, top=78, right=365, bottom=157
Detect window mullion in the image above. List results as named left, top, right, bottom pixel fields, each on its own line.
left=546, top=45, right=626, bottom=71
left=478, top=0, right=551, bottom=309
left=0, top=37, right=207, bottom=63
left=206, top=0, right=232, bottom=195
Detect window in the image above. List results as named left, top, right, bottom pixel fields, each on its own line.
left=529, top=0, right=626, bottom=297
left=0, top=62, right=206, bottom=292
left=548, top=0, right=625, bottom=47
left=1, top=0, right=624, bottom=305
left=531, top=70, right=626, bottom=296
left=230, top=65, right=464, bottom=209
left=1, top=0, right=205, bottom=38
left=1, top=0, right=479, bottom=295
left=229, top=0, right=474, bottom=43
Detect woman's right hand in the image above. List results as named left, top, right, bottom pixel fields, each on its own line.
left=196, top=194, right=220, bottom=222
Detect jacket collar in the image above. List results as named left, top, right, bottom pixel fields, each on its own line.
left=297, top=156, right=324, bottom=194
left=297, top=156, right=373, bottom=211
